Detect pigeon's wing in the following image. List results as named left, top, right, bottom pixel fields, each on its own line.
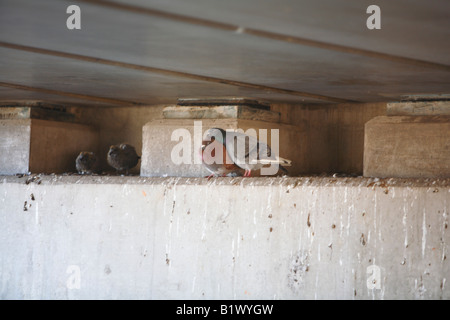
left=224, top=131, right=272, bottom=168
left=225, top=131, right=292, bottom=169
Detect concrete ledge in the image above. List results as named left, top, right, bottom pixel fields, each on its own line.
left=364, top=116, right=450, bottom=178
left=1, top=176, right=449, bottom=299
left=387, top=101, right=450, bottom=116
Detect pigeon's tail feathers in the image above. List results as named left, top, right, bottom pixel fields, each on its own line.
left=277, top=157, right=292, bottom=166
left=256, top=157, right=292, bottom=166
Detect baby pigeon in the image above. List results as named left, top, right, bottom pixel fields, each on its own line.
left=76, top=151, right=98, bottom=174
left=107, top=143, right=140, bottom=175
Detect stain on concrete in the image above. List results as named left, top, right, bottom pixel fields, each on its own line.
left=104, top=265, right=111, bottom=275
left=360, top=233, right=366, bottom=246
left=287, top=251, right=310, bottom=293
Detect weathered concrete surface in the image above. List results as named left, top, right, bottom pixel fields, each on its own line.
left=272, top=102, right=387, bottom=174
left=0, top=175, right=448, bottom=300
left=387, top=100, right=450, bottom=116
left=0, top=119, right=31, bottom=174
left=29, top=120, right=99, bottom=174
left=142, top=119, right=305, bottom=177
left=0, top=118, right=99, bottom=175
left=364, top=116, right=450, bottom=178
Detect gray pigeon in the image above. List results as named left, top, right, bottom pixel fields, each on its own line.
left=76, top=151, right=98, bottom=174
left=107, top=143, right=140, bottom=174
left=202, top=128, right=291, bottom=177
left=201, top=135, right=244, bottom=178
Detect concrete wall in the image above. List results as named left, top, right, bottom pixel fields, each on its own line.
left=1, top=175, right=448, bottom=299
left=271, top=102, right=387, bottom=174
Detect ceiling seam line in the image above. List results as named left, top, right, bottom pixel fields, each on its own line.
left=0, top=81, right=144, bottom=106
left=74, top=0, right=450, bottom=72
left=0, top=41, right=356, bottom=104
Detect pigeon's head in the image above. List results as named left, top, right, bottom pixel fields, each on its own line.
left=108, top=145, right=120, bottom=157
left=78, top=151, right=95, bottom=163
left=201, top=128, right=226, bottom=158
left=203, top=128, right=226, bottom=146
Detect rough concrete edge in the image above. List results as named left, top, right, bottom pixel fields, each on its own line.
left=2, top=175, right=450, bottom=188
left=365, top=115, right=450, bottom=125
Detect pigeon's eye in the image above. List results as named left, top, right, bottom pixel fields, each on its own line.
left=211, top=136, right=216, bottom=141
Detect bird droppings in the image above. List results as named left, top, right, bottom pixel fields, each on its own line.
left=2, top=175, right=448, bottom=190
left=288, top=251, right=310, bottom=293
left=166, top=254, right=170, bottom=266
left=360, top=233, right=366, bottom=246
left=331, top=224, right=336, bottom=229
left=25, top=175, right=42, bottom=185
left=30, top=194, right=35, bottom=201
left=23, top=201, right=28, bottom=211
left=269, top=227, right=273, bottom=232
left=307, top=213, right=311, bottom=227
left=268, top=214, right=272, bottom=219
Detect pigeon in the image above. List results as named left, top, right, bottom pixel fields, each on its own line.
left=201, top=136, right=244, bottom=178
left=107, top=143, right=140, bottom=175
left=202, top=128, right=292, bottom=177
left=76, top=151, right=98, bottom=174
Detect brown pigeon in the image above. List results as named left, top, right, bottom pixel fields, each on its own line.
left=107, top=143, right=140, bottom=175
left=76, top=151, right=98, bottom=174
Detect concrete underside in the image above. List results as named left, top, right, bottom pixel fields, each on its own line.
left=0, top=175, right=448, bottom=299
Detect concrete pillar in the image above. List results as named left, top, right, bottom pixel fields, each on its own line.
left=0, top=106, right=99, bottom=174
left=141, top=104, right=306, bottom=177
left=364, top=115, right=450, bottom=178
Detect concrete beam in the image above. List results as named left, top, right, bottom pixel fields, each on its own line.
left=387, top=100, right=450, bottom=116
left=364, top=116, right=450, bottom=178
left=0, top=175, right=448, bottom=299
